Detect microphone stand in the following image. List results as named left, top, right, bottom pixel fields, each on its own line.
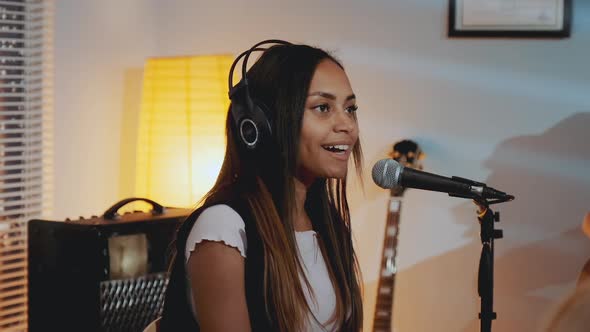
left=449, top=177, right=513, bottom=332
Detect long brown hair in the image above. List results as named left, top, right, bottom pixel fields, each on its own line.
left=199, top=43, right=364, bottom=331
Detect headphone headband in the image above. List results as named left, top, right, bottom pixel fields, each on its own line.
left=228, top=39, right=292, bottom=97
left=240, top=39, right=291, bottom=86
left=227, top=47, right=267, bottom=97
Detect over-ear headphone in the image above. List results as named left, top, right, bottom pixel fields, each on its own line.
left=228, top=39, right=292, bottom=151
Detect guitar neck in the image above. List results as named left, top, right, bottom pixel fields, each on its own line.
left=372, top=197, right=402, bottom=332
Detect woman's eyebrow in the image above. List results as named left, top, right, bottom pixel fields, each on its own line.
left=308, top=91, right=356, bottom=101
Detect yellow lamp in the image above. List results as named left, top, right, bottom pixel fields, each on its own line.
left=135, top=55, right=233, bottom=208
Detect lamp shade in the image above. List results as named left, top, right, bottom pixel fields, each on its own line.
left=135, top=55, right=233, bottom=208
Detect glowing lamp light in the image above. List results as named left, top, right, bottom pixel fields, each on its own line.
left=135, top=55, right=233, bottom=208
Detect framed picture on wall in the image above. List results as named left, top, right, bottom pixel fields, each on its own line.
left=448, top=0, right=572, bottom=38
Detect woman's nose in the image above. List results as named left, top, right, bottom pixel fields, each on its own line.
left=333, top=109, right=356, bottom=133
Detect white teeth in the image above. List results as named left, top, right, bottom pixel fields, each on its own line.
left=325, top=144, right=349, bottom=151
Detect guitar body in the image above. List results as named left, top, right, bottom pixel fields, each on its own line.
left=372, top=140, right=424, bottom=332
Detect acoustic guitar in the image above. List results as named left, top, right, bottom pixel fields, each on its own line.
left=372, top=140, right=424, bottom=332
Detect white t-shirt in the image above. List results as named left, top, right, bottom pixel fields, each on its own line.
left=184, top=204, right=337, bottom=332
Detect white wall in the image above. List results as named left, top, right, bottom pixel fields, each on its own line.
left=54, top=1, right=590, bottom=331
left=54, top=0, right=156, bottom=219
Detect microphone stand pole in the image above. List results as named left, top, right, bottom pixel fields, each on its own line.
left=476, top=201, right=502, bottom=332
left=449, top=177, right=513, bottom=332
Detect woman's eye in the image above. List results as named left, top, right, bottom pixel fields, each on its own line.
left=346, top=105, right=359, bottom=113
left=313, top=104, right=330, bottom=112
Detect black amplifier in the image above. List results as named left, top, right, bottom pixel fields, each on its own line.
left=28, top=198, right=191, bottom=332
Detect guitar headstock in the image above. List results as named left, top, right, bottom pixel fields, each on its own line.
left=389, top=140, right=425, bottom=196
left=583, top=212, right=590, bottom=240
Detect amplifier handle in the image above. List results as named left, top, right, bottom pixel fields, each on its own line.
left=103, top=197, right=166, bottom=220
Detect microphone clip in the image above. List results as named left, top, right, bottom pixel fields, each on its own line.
left=449, top=176, right=515, bottom=204
left=451, top=176, right=485, bottom=187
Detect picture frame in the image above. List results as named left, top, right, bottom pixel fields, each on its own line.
left=448, top=0, right=572, bottom=38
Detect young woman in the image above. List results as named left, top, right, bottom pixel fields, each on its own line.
left=160, top=40, right=364, bottom=332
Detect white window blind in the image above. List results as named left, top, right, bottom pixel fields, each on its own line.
left=0, top=0, right=53, bottom=331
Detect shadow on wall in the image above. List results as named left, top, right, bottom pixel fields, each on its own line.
left=393, top=113, right=590, bottom=332
left=119, top=68, right=144, bottom=201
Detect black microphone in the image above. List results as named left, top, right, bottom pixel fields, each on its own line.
left=372, top=158, right=514, bottom=200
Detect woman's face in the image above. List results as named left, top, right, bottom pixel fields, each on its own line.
left=297, top=59, right=359, bottom=184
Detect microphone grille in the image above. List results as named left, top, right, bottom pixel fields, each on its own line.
left=371, top=159, right=404, bottom=189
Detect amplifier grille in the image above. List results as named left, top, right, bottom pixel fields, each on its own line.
left=100, top=272, right=169, bottom=332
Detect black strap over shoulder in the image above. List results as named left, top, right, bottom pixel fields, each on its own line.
left=159, top=205, right=207, bottom=332
left=159, top=197, right=276, bottom=332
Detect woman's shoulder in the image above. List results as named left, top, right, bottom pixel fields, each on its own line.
left=185, top=204, right=248, bottom=260
left=198, top=204, right=245, bottom=227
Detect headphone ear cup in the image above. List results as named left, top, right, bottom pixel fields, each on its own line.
left=250, top=101, right=272, bottom=143
left=236, top=101, right=271, bottom=151
left=230, top=96, right=272, bottom=151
